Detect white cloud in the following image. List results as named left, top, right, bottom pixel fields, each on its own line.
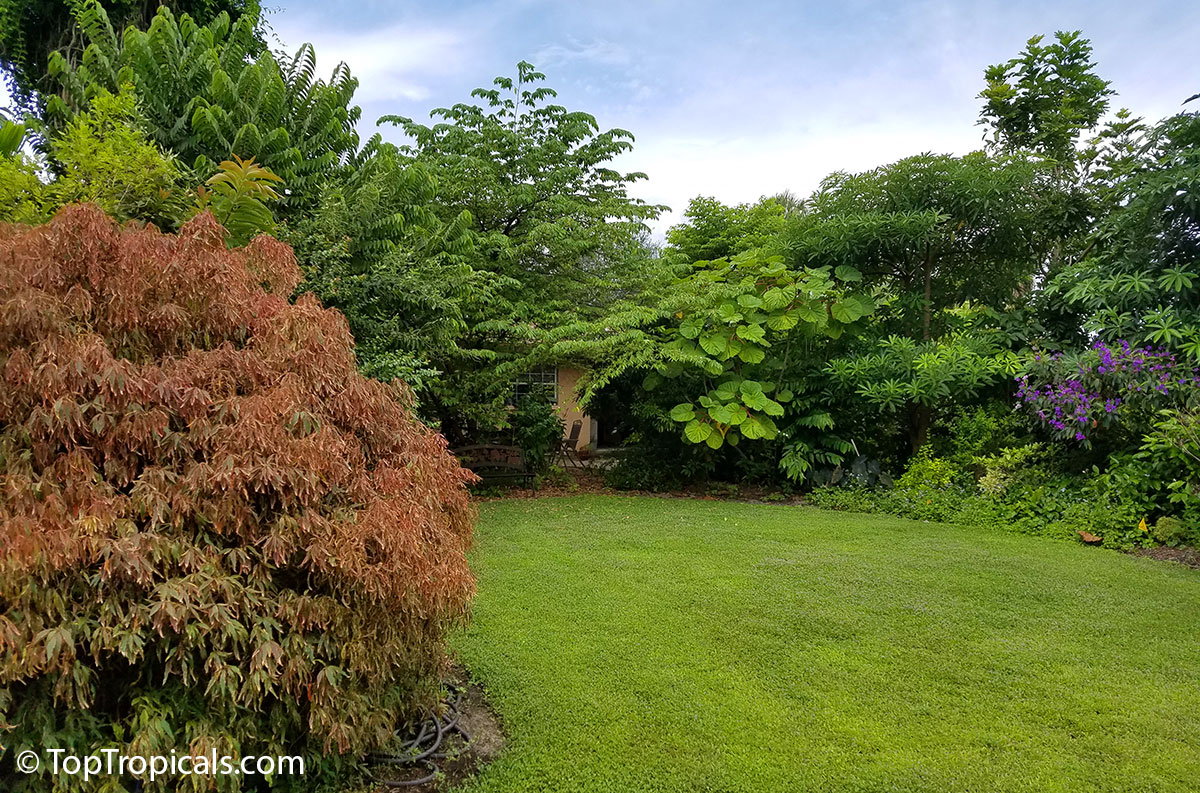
left=269, top=17, right=478, bottom=103
left=533, top=38, right=630, bottom=67
left=616, top=122, right=984, bottom=236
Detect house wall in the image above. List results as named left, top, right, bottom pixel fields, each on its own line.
left=555, top=366, right=593, bottom=448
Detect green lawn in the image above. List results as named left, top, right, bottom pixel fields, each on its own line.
left=452, top=495, right=1200, bottom=793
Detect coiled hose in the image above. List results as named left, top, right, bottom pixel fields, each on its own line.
left=365, top=682, right=471, bottom=788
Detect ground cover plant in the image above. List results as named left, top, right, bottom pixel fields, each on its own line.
left=456, top=496, right=1200, bottom=793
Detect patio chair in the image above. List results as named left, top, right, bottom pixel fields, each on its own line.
left=558, top=420, right=584, bottom=468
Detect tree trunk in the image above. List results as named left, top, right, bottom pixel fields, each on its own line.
left=911, top=404, right=931, bottom=456
left=922, top=243, right=933, bottom=341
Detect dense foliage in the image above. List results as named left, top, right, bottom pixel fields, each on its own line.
left=0, top=206, right=475, bottom=791
left=41, top=2, right=359, bottom=214
left=583, top=32, right=1200, bottom=551
left=376, top=61, right=667, bottom=436
left=1, top=8, right=1198, bottom=783
left=386, top=61, right=662, bottom=312
left=0, top=0, right=260, bottom=106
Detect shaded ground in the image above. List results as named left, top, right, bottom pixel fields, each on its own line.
left=476, top=468, right=803, bottom=505
left=1134, top=544, right=1200, bottom=570
left=453, top=495, right=1200, bottom=793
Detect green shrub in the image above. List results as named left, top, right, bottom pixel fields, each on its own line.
left=1152, top=516, right=1200, bottom=548
left=509, top=390, right=565, bottom=476
left=0, top=116, right=44, bottom=224
left=975, top=443, right=1047, bottom=496
left=806, top=485, right=885, bottom=513
left=932, top=403, right=1029, bottom=472
left=604, top=444, right=687, bottom=492
left=895, top=452, right=965, bottom=490
left=809, top=449, right=1155, bottom=549
left=47, top=88, right=190, bottom=228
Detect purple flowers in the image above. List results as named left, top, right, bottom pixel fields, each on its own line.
left=1017, top=341, right=1194, bottom=442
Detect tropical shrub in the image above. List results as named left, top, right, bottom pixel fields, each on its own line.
left=928, top=403, right=1030, bottom=473
left=808, top=446, right=1153, bottom=549
left=826, top=325, right=1020, bottom=453
left=603, top=452, right=671, bottom=491
left=0, top=205, right=475, bottom=791
left=191, top=154, right=283, bottom=247
left=508, top=390, right=565, bottom=477
left=46, top=87, right=189, bottom=228
left=1016, top=340, right=1199, bottom=443
left=650, top=250, right=873, bottom=471
left=0, top=116, right=45, bottom=224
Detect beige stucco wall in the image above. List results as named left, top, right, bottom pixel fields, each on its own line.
left=555, top=366, right=593, bottom=448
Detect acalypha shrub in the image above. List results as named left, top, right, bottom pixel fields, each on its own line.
left=0, top=205, right=476, bottom=791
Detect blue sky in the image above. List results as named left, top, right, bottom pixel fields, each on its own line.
left=271, top=1, right=1193, bottom=230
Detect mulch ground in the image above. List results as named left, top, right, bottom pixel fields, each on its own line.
left=1133, top=545, right=1200, bottom=570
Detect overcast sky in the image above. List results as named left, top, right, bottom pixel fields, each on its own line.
left=88, top=2, right=1200, bottom=232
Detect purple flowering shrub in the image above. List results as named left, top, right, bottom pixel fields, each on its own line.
left=1016, top=340, right=1200, bottom=442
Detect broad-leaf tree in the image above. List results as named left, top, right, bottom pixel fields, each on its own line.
left=573, top=250, right=873, bottom=479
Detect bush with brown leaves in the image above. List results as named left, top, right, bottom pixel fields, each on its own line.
left=0, top=205, right=476, bottom=791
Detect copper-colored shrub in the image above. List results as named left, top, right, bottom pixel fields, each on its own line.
left=0, top=205, right=476, bottom=789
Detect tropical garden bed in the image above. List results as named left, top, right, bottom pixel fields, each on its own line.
left=2, top=3, right=1198, bottom=792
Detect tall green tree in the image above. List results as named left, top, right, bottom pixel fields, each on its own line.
left=384, top=61, right=665, bottom=319
left=1047, top=111, right=1200, bottom=357
left=40, top=1, right=359, bottom=215
left=0, top=0, right=260, bottom=105
left=284, top=139, right=517, bottom=429
left=664, top=195, right=787, bottom=264
left=375, top=62, right=668, bottom=437
left=979, top=31, right=1114, bottom=166
left=783, top=152, right=1051, bottom=340
left=781, top=152, right=1055, bottom=453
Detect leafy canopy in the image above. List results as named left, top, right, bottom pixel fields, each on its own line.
left=1048, top=112, right=1200, bottom=357
left=0, top=0, right=260, bottom=105
left=384, top=60, right=665, bottom=318
left=979, top=30, right=1114, bottom=165
left=42, top=1, right=360, bottom=214
left=664, top=195, right=787, bottom=265
left=620, top=250, right=874, bottom=474
left=285, top=141, right=509, bottom=427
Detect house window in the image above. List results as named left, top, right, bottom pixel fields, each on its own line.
left=513, top=367, right=558, bottom=403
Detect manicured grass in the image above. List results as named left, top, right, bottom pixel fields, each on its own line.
left=453, top=496, right=1200, bottom=793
